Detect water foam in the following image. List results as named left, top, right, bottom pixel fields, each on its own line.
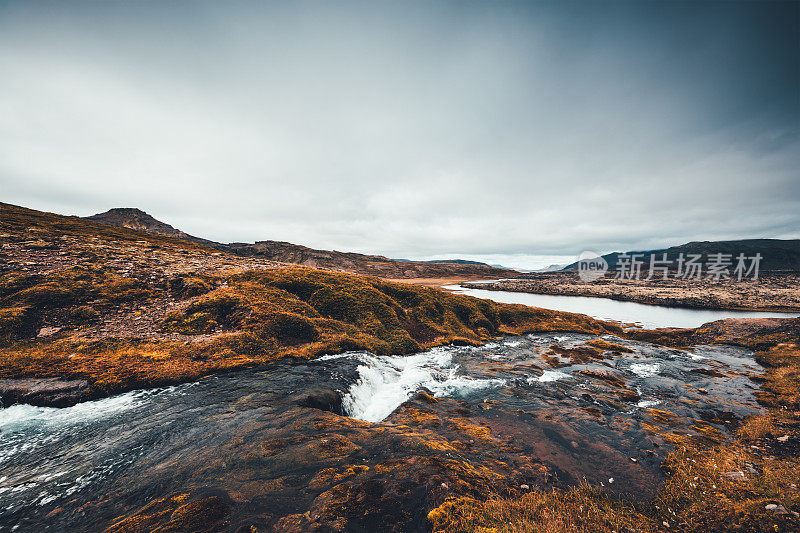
left=629, top=362, right=660, bottom=378
left=336, top=348, right=505, bottom=423
left=0, top=392, right=143, bottom=434
left=530, top=370, right=571, bottom=383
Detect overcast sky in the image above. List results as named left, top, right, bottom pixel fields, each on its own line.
left=1, top=1, right=798, bottom=268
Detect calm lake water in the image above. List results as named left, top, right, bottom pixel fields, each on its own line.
left=443, top=284, right=799, bottom=329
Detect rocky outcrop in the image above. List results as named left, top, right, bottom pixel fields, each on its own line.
left=85, top=208, right=191, bottom=240
left=0, top=377, right=90, bottom=407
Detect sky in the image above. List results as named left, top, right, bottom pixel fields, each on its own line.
left=1, top=1, right=798, bottom=269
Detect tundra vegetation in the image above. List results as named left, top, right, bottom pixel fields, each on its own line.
left=1, top=202, right=799, bottom=532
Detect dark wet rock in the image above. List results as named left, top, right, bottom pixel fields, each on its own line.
left=613, top=388, right=641, bottom=402
left=296, top=388, right=344, bottom=415
left=691, top=367, right=727, bottom=378
left=0, top=378, right=90, bottom=407
left=579, top=368, right=627, bottom=388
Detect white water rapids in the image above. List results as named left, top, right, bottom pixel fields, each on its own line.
left=320, top=348, right=505, bottom=422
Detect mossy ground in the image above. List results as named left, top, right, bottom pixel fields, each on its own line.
left=0, top=265, right=620, bottom=399
left=4, top=202, right=800, bottom=532
left=428, top=319, right=800, bottom=533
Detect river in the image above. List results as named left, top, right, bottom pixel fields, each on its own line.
left=443, top=284, right=799, bottom=329
left=0, top=331, right=765, bottom=531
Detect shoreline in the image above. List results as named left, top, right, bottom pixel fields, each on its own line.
left=462, top=272, right=800, bottom=313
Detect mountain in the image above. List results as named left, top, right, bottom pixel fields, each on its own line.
left=536, top=263, right=569, bottom=272
left=85, top=208, right=189, bottom=239
left=562, top=239, right=800, bottom=272
left=394, top=258, right=493, bottom=266
left=83, top=208, right=517, bottom=279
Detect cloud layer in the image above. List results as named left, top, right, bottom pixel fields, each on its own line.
left=1, top=1, right=798, bottom=265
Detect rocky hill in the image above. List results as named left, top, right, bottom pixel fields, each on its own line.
left=86, top=208, right=191, bottom=240
left=84, top=208, right=518, bottom=280
left=0, top=201, right=611, bottom=405
left=85, top=208, right=219, bottom=247
left=224, top=240, right=516, bottom=279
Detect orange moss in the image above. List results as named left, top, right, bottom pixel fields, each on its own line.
left=585, top=338, right=634, bottom=353
left=308, top=465, right=370, bottom=490
left=647, top=408, right=683, bottom=426
left=547, top=344, right=605, bottom=364
left=449, top=419, right=496, bottom=444
left=104, top=493, right=229, bottom=533
left=428, top=486, right=657, bottom=533
left=0, top=265, right=621, bottom=398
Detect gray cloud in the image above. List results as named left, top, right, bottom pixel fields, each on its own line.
left=1, top=0, right=798, bottom=266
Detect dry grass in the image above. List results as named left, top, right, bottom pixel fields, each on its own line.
left=654, top=432, right=800, bottom=531
left=428, top=485, right=657, bottom=533
left=585, top=338, right=634, bottom=353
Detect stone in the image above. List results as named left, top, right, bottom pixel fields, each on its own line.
left=0, top=378, right=90, bottom=408
left=722, top=471, right=747, bottom=481
left=37, top=326, right=62, bottom=337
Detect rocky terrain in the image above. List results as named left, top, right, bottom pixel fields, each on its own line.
left=465, top=272, right=800, bottom=312
left=83, top=206, right=517, bottom=280
left=0, top=202, right=612, bottom=406
left=86, top=208, right=206, bottom=243
left=1, top=201, right=800, bottom=532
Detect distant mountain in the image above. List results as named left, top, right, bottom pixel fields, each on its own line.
left=84, top=208, right=518, bottom=279
left=394, top=258, right=493, bottom=266
left=562, top=239, right=800, bottom=272
left=224, top=241, right=516, bottom=279
left=535, top=263, right=568, bottom=272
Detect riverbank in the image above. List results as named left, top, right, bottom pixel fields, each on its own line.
left=3, top=203, right=800, bottom=532
left=0, top=206, right=619, bottom=407
left=3, top=316, right=799, bottom=532
left=429, top=315, right=800, bottom=532
left=463, top=272, right=800, bottom=312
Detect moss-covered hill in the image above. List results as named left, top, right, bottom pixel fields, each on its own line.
left=0, top=201, right=622, bottom=402
left=0, top=264, right=619, bottom=401
left=0, top=267, right=618, bottom=402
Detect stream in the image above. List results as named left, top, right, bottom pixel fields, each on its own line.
left=0, top=331, right=764, bottom=531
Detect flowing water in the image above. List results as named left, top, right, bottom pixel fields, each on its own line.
left=444, top=284, right=800, bottom=328
left=0, top=333, right=765, bottom=531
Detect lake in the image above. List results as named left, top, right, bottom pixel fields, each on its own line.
left=443, top=284, right=799, bottom=329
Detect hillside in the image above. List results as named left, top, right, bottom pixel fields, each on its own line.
left=3, top=201, right=800, bottom=533
left=562, top=239, right=800, bottom=272
left=224, top=240, right=516, bottom=279
left=0, top=201, right=612, bottom=404
left=83, top=207, right=517, bottom=280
